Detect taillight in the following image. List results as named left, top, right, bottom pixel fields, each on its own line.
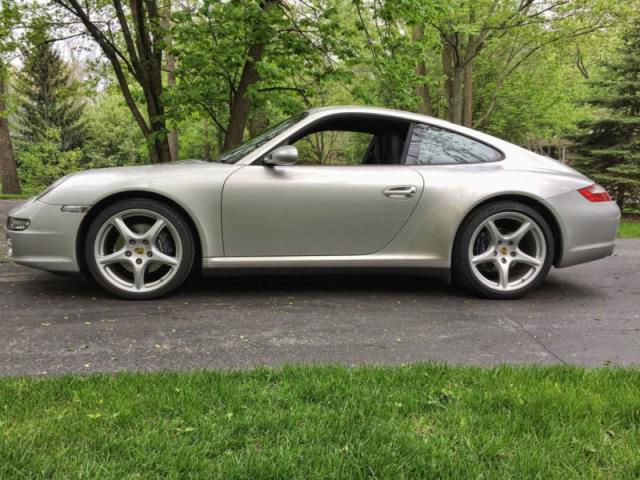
left=578, top=184, right=612, bottom=202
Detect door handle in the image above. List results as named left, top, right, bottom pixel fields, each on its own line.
left=383, top=185, right=417, bottom=199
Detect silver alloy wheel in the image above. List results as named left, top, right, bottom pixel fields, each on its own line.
left=93, top=209, right=183, bottom=294
left=468, top=212, right=546, bottom=292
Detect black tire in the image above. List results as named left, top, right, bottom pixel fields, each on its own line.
left=84, top=198, right=195, bottom=300
left=452, top=201, right=554, bottom=300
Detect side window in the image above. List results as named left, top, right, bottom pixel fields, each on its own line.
left=405, top=124, right=502, bottom=165
left=292, top=131, right=374, bottom=166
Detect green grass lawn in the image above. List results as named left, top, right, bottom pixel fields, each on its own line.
left=0, top=193, right=32, bottom=200
left=1, top=365, right=639, bottom=479
left=619, top=219, right=640, bottom=238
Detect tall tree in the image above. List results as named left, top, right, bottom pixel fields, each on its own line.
left=51, top=0, right=172, bottom=163
left=358, top=0, right=612, bottom=126
left=16, top=33, right=87, bottom=151
left=161, top=0, right=178, bottom=161
left=436, top=0, right=611, bottom=127
left=0, top=63, right=20, bottom=194
left=221, top=0, right=275, bottom=152
left=573, top=19, right=640, bottom=209
left=0, top=0, right=21, bottom=194
left=412, top=25, right=433, bottom=115
left=169, top=0, right=347, bottom=152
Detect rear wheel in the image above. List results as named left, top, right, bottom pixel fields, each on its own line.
left=85, top=199, right=195, bottom=299
left=453, top=201, right=554, bottom=299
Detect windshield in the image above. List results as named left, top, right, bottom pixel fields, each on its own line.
left=215, top=112, right=308, bottom=164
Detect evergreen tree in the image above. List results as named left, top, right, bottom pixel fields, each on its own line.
left=573, top=20, right=640, bottom=210
left=16, top=33, right=87, bottom=152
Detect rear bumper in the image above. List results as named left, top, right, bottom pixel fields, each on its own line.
left=546, top=191, right=620, bottom=268
left=5, top=199, right=85, bottom=272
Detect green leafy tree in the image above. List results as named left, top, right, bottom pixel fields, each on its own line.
left=0, top=0, right=21, bottom=194
left=17, top=127, right=83, bottom=193
left=51, top=0, right=174, bottom=163
left=574, top=19, right=640, bottom=209
left=169, top=0, right=352, bottom=152
left=16, top=31, right=88, bottom=151
left=83, top=86, right=148, bottom=168
left=354, top=0, right=616, bottom=128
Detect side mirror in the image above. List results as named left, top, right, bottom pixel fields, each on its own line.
left=264, top=145, right=298, bottom=166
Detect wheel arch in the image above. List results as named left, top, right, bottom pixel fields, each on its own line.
left=452, top=193, right=563, bottom=267
left=75, top=190, right=203, bottom=277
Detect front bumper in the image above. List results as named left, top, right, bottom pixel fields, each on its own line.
left=5, top=199, right=87, bottom=272
left=546, top=190, right=621, bottom=268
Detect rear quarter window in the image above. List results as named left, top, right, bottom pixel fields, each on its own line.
left=405, top=124, right=502, bottom=165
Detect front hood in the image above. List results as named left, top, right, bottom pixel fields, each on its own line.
left=66, top=159, right=220, bottom=178
left=39, top=160, right=241, bottom=206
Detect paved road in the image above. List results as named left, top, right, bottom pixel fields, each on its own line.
left=1, top=199, right=639, bottom=376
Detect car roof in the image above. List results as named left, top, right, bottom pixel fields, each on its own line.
left=304, top=106, right=516, bottom=152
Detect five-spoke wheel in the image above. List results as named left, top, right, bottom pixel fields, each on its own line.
left=453, top=201, right=554, bottom=299
left=85, top=199, right=195, bottom=299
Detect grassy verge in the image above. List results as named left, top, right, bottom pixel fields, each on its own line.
left=0, top=193, right=32, bottom=200
left=1, top=365, right=639, bottom=478
left=619, top=219, right=640, bottom=238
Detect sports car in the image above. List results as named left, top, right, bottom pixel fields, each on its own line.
left=5, top=106, right=621, bottom=299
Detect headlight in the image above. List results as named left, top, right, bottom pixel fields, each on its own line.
left=35, top=174, right=72, bottom=201
left=6, top=217, right=31, bottom=231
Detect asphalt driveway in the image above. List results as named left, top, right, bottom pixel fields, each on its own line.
left=1, top=199, right=639, bottom=376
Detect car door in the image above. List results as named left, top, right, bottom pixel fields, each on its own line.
left=221, top=164, right=424, bottom=257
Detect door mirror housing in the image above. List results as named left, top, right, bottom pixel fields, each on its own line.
left=264, top=145, right=298, bottom=166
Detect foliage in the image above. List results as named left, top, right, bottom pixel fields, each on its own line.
left=480, top=48, right=594, bottom=145
left=168, top=0, right=355, bottom=150
left=16, top=127, right=83, bottom=194
left=3, top=0, right=640, bottom=194
left=0, top=0, right=23, bottom=194
left=573, top=18, right=640, bottom=208
left=618, top=219, right=640, bottom=238
left=0, top=193, right=31, bottom=199
left=50, top=0, right=174, bottom=163
left=1, top=365, right=640, bottom=478
left=10, top=22, right=88, bottom=194
left=352, top=0, right=617, bottom=128
left=15, top=29, right=88, bottom=152
left=83, top=87, right=148, bottom=168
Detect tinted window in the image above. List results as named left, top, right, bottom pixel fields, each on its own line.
left=293, top=131, right=374, bottom=165
left=216, top=112, right=308, bottom=164
left=405, top=124, right=501, bottom=165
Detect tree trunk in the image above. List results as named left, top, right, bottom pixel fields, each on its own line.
left=451, top=66, right=464, bottom=125
left=163, top=0, right=178, bottom=161
left=412, top=25, right=432, bottom=116
left=248, top=107, right=270, bottom=138
left=140, top=50, right=171, bottom=163
left=221, top=0, right=274, bottom=151
left=203, top=116, right=212, bottom=161
left=216, top=123, right=225, bottom=154
left=222, top=41, right=266, bottom=152
left=166, top=66, right=178, bottom=161
left=54, top=0, right=171, bottom=163
left=148, top=134, right=171, bottom=163
left=442, top=39, right=463, bottom=124
left=447, top=65, right=464, bottom=125
left=144, top=87, right=171, bottom=163
left=463, top=60, right=473, bottom=127
left=616, top=186, right=625, bottom=211
left=0, top=65, right=21, bottom=195
left=442, top=40, right=455, bottom=122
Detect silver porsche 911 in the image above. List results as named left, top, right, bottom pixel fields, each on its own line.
left=5, top=106, right=620, bottom=299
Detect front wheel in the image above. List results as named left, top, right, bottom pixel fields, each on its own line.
left=452, top=201, right=554, bottom=299
left=85, top=198, right=195, bottom=300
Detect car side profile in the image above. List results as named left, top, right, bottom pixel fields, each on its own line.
left=5, top=106, right=621, bottom=299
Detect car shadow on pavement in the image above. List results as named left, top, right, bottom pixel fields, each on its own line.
left=4, top=267, right=603, bottom=303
